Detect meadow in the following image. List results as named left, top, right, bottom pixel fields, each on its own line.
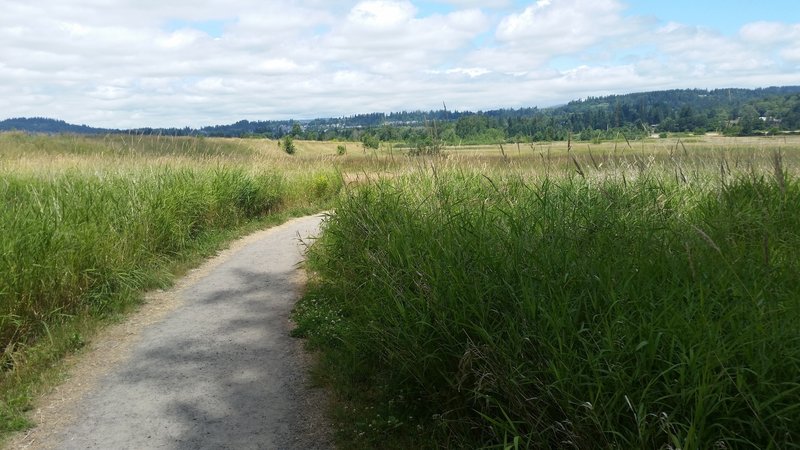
left=2, top=131, right=799, bottom=448
left=293, top=135, right=800, bottom=449
left=0, top=132, right=345, bottom=435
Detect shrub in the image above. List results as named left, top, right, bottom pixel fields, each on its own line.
left=282, top=136, right=296, bottom=155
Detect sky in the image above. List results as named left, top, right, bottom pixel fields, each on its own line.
left=2, top=0, right=800, bottom=128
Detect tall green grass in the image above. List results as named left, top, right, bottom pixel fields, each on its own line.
left=1, top=168, right=283, bottom=350
left=295, top=167, right=800, bottom=448
left=0, top=164, right=343, bottom=433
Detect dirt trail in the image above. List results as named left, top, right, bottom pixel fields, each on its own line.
left=8, top=214, right=332, bottom=450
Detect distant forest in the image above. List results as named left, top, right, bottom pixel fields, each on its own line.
left=3, top=86, right=800, bottom=146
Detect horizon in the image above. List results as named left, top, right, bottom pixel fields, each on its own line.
left=2, top=84, right=797, bottom=130
left=3, top=0, right=800, bottom=129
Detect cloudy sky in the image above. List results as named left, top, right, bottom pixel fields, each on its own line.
left=2, top=0, right=800, bottom=128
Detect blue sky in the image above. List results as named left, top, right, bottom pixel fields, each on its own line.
left=2, top=0, right=800, bottom=127
left=415, top=0, right=800, bottom=34
left=166, top=19, right=231, bottom=38
left=625, top=0, right=800, bottom=34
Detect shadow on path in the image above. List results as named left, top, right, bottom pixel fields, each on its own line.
left=53, top=215, right=330, bottom=450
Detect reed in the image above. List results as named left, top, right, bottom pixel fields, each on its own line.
left=295, top=162, right=800, bottom=448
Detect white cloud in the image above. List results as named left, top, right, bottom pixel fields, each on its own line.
left=739, top=21, right=800, bottom=44
left=326, top=3, right=487, bottom=56
left=738, top=21, right=800, bottom=65
left=0, top=0, right=798, bottom=128
left=157, top=29, right=207, bottom=49
left=434, top=0, right=511, bottom=7
left=426, top=67, right=491, bottom=77
left=781, top=46, right=800, bottom=62
left=256, top=58, right=316, bottom=75
left=90, top=85, right=130, bottom=101
left=348, top=1, right=417, bottom=30
left=496, top=0, right=638, bottom=51
left=458, top=0, right=648, bottom=74
left=653, top=23, right=777, bottom=74
left=58, top=22, right=91, bottom=37
left=446, top=67, right=491, bottom=77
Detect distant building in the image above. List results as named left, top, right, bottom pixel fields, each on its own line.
left=759, top=116, right=782, bottom=124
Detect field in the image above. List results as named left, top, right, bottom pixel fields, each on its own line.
left=2, top=131, right=799, bottom=448
left=292, top=135, right=800, bottom=449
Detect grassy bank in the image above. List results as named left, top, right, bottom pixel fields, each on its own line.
left=294, top=163, right=800, bottom=448
left=0, top=133, right=343, bottom=435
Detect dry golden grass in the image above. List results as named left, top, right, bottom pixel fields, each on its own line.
left=2, top=132, right=798, bottom=180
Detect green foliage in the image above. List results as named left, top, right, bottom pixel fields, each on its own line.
left=336, top=144, right=347, bottom=156
left=723, top=126, right=742, bottom=137
left=5, top=88, right=800, bottom=141
left=296, top=170, right=800, bottom=449
left=0, top=162, right=343, bottom=434
left=406, top=135, right=442, bottom=156
left=282, top=135, right=296, bottom=155
left=0, top=169, right=285, bottom=352
left=289, top=171, right=343, bottom=207
left=361, top=134, right=380, bottom=150
left=291, top=123, right=302, bottom=137
left=406, top=121, right=445, bottom=157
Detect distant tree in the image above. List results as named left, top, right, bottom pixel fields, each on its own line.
left=739, top=105, right=761, bottom=135
left=440, top=127, right=457, bottom=145
left=282, top=135, right=296, bottom=154
left=361, top=134, right=380, bottom=150
left=291, top=123, right=302, bottom=137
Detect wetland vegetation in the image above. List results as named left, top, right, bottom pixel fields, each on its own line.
left=1, top=128, right=798, bottom=449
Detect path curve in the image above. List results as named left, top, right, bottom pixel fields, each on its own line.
left=10, top=214, right=332, bottom=450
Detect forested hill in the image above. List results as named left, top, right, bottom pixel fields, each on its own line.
left=561, top=87, right=800, bottom=114
left=0, top=117, right=114, bottom=134
left=553, top=86, right=800, bottom=132
left=3, top=86, right=800, bottom=140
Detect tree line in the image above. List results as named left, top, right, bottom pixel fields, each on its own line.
left=4, top=87, right=800, bottom=144
left=221, top=87, right=800, bottom=144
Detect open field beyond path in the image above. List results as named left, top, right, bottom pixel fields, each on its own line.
left=8, top=214, right=331, bottom=450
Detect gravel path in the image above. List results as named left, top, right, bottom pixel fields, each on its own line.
left=10, top=214, right=332, bottom=450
